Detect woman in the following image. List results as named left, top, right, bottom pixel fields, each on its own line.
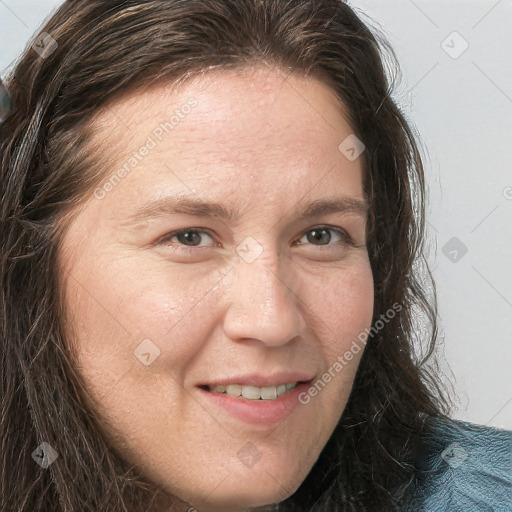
left=1, top=1, right=510, bottom=511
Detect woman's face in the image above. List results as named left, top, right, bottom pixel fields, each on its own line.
left=58, top=66, right=374, bottom=512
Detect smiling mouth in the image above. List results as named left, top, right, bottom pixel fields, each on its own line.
left=200, top=382, right=304, bottom=401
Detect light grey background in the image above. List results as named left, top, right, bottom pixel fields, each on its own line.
left=1, top=0, right=511, bottom=429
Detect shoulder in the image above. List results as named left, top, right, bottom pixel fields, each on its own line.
left=398, top=415, right=512, bottom=511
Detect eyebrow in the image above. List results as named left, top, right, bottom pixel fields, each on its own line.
left=123, top=194, right=369, bottom=226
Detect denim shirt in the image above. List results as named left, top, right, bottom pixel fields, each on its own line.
left=397, top=416, right=512, bottom=511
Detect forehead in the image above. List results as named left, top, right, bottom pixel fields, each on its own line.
left=84, top=65, right=366, bottom=219
left=89, top=65, right=354, bottom=160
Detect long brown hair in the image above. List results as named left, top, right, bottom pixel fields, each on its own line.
left=1, top=1, right=453, bottom=510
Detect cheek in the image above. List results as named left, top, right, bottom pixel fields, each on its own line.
left=302, top=259, right=374, bottom=414
left=64, top=249, right=374, bottom=391
left=60, top=252, right=225, bottom=397
left=308, top=260, right=374, bottom=359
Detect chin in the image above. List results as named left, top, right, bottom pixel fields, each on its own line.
left=187, top=467, right=305, bottom=512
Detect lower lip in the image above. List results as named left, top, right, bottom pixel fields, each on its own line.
left=197, top=382, right=311, bottom=425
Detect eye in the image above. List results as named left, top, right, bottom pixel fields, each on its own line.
left=295, top=225, right=354, bottom=249
left=156, top=228, right=217, bottom=253
left=155, top=225, right=356, bottom=255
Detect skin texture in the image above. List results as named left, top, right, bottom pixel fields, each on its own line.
left=58, top=65, right=375, bottom=512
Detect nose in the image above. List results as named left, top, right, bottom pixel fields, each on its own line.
left=222, top=255, right=306, bottom=348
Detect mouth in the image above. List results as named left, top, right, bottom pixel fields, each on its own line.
left=199, top=381, right=306, bottom=401
left=197, top=379, right=313, bottom=424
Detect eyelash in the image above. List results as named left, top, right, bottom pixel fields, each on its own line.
left=156, top=225, right=355, bottom=254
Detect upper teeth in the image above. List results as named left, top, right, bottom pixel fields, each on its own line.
left=208, top=382, right=298, bottom=400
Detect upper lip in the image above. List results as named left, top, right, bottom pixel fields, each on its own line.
left=198, top=372, right=315, bottom=388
